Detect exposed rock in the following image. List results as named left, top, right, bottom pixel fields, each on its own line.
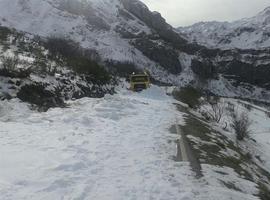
left=58, top=0, right=110, bottom=31
left=191, top=59, right=216, bottom=80
left=121, top=0, right=187, bottom=49
left=254, top=64, right=270, bottom=88
left=118, top=8, right=135, bottom=21
left=217, top=59, right=270, bottom=88
left=114, top=24, right=139, bottom=39
left=132, top=37, right=182, bottom=74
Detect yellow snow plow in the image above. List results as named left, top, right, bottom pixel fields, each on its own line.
left=129, top=72, right=150, bottom=92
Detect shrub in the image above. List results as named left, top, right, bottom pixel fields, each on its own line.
left=17, top=83, right=65, bottom=111
left=230, top=111, right=252, bottom=141
left=227, top=102, right=235, bottom=113
left=265, top=111, right=270, bottom=118
left=105, top=60, right=140, bottom=78
left=33, top=57, right=58, bottom=76
left=201, top=96, right=226, bottom=123
left=1, top=56, right=19, bottom=70
left=67, top=56, right=110, bottom=83
left=0, top=68, right=31, bottom=78
left=0, top=56, right=32, bottom=78
left=243, top=103, right=252, bottom=111
left=45, top=37, right=110, bottom=83
left=0, top=26, right=12, bottom=44
left=173, top=86, right=202, bottom=108
left=45, top=37, right=81, bottom=59
left=33, top=57, right=49, bottom=74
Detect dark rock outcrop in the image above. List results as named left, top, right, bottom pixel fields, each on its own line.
left=182, top=45, right=270, bottom=88
left=217, top=60, right=270, bottom=88
left=191, top=59, right=216, bottom=80
left=118, top=8, right=135, bottom=21
left=221, top=60, right=255, bottom=83
left=254, top=64, right=270, bottom=88
left=121, top=0, right=187, bottom=49
left=132, top=37, right=182, bottom=74
left=114, top=24, right=140, bottom=39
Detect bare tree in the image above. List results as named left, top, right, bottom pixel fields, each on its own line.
left=1, top=56, right=19, bottom=70
left=231, top=111, right=252, bottom=141
left=201, top=96, right=226, bottom=123
left=265, top=111, right=270, bottom=118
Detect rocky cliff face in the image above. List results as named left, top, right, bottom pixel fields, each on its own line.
left=188, top=47, right=270, bottom=89
left=121, top=0, right=187, bottom=48
left=177, top=6, right=270, bottom=97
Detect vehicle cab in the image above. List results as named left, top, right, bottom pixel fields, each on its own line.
left=129, top=72, right=150, bottom=92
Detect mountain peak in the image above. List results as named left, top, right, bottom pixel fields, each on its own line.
left=178, top=5, right=270, bottom=49
left=260, top=6, right=270, bottom=15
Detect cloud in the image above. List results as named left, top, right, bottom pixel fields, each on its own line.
left=141, top=0, right=270, bottom=27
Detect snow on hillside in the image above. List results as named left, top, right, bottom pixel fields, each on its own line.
left=224, top=99, right=270, bottom=173
left=207, top=77, right=270, bottom=103
left=0, top=0, right=190, bottom=85
left=178, top=7, right=270, bottom=49
left=198, top=96, right=270, bottom=185
left=0, top=0, right=152, bottom=75
left=0, top=0, right=133, bottom=59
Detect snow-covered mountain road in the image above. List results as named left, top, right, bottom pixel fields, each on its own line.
left=1, top=86, right=265, bottom=200
left=0, top=86, right=200, bottom=200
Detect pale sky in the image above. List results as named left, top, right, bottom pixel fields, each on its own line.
left=141, top=0, right=270, bottom=27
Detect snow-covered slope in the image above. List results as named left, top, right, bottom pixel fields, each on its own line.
left=0, top=26, right=116, bottom=109
left=0, top=0, right=146, bottom=61
left=1, top=0, right=270, bottom=103
left=178, top=7, right=270, bottom=49
left=0, top=0, right=189, bottom=83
